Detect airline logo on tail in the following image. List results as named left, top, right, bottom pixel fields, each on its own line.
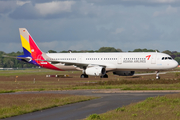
left=19, top=28, right=42, bottom=66
left=19, top=28, right=62, bottom=70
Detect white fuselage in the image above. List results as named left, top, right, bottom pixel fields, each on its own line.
left=44, top=52, right=178, bottom=71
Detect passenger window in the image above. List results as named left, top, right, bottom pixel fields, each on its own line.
left=162, top=57, right=164, bottom=60
left=165, top=57, right=167, bottom=60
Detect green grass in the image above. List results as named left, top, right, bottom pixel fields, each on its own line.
left=2, top=81, right=180, bottom=93
left=1, top=69, right=180, bottom=93
left=0, top=68, right=80, bottom=76
left=0, top=93, right=97, bottom=119
left=85, top=93, right=180, bottom=120
left=71, top=84, right=180, bottom=90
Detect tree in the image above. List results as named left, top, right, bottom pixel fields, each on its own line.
left=174, top=57, right=180, bottom=65
left=133, top=48, right=158, bottom=52
left=48, top=50, right=57, bottom=53
left=116, top=49, right=123, bottom=52
left=98, top=47, right=118, bottom=52
left=162, top=50, right=172, bottom=55
left=133, top=48, right=143, bottom=52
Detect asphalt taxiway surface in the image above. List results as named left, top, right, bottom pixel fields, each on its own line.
left=5, top=90, right=179, bottom=120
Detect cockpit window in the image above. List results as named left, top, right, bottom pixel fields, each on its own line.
left=168, top=57, right=172, bottom=60
left=162, top=57, right=173, bottom=60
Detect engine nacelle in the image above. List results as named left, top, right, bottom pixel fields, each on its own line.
left=113, top=71, right=135, bottom=76
left=85, top=66, right=106, bottom=76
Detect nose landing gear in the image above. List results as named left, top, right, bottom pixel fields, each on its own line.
left=156, top=71, right=160, bottom=79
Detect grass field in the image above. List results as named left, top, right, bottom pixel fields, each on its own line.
left=1, top=68, right=180, bottom=93
left=0, top=68, right=79, bottom=76
left=0, top=93, right=96, bottom=119
left=85, top=93, right=180, bottom=120
left=1, top=68, right=180, bottom=119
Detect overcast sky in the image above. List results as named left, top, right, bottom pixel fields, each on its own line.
left=0, top=0, right=180, bottom=53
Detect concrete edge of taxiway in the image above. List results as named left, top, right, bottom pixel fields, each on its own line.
left=5, top=89, right=180, bottom=95
left=92, top=90, right=180, bottom=93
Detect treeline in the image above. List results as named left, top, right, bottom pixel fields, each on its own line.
left=0, top=51, right=35, bottom=68
left=0, top=47, right=180, bottom=68
left=48, top=47, right=123, bottom=53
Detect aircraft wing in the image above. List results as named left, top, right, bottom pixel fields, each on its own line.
left=37, top=59, right=106, bottom=69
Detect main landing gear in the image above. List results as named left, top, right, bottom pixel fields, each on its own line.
left=80, top=74, right=88, bottom=78
left=156, top=71, right=160, bottom=79
left=80, top=74, right=108, bottom=78
left=100, top=74, right=108, bottom=78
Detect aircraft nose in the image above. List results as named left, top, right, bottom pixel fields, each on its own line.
left=173, top=60, right=178, bottom=68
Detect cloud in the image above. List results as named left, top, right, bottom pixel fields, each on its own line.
left=87, top=0, right=180, bottom=6
left=16, top=0, right=31, bottom=6
left=1, top=0, right=180, bottom=53
left=9, top=0, right=98, bottom=19
left=38, top=41, right=59, bottom=52
left=0, top=1, right=17, bottom=14
left=0, top=42, right=21, bottom=53
left=112, top=28, right=124, bottom=34
left=9, top=3, right=39, bottom=19
left=150, top=0, right=178, bottom=3
left=166, top=5, right=178, bottom=13
left=35, top=1, right=75, bottom=16
left=153, top=5, right=178, bottom=17
left=8, top=0, right=180, bottom=20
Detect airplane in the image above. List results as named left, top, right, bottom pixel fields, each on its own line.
left=5, top=28, right=178, bottom=79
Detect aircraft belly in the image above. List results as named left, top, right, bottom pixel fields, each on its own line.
left=53, top=64, right=78, bottom=71
left=115, top=63, right=165, bottom=71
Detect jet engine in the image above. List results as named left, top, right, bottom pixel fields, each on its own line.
left=85, top=66, right=106, bottom=76
left=113, top=71, right=135, bottom=76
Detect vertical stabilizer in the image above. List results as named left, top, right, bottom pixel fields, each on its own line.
left=18, top=28, right=61, bottom=70
left=19, top=28, right=42, bottom=59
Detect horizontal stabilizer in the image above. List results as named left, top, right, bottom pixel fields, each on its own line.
left=2, top=55, right=31, bottom=61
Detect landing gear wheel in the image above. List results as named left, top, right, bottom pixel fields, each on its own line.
left=101, top=74, right=108, bottom=78
left=155, top=71, right=160, bottom=79
left=80, top=74, right=88, bottom=78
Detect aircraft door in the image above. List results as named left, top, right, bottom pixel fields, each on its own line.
left=117, top=56, right=122, bottom=64
left=151, top=55, right=156, bottom=64
left=78, top=56, right=82, bottom=63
